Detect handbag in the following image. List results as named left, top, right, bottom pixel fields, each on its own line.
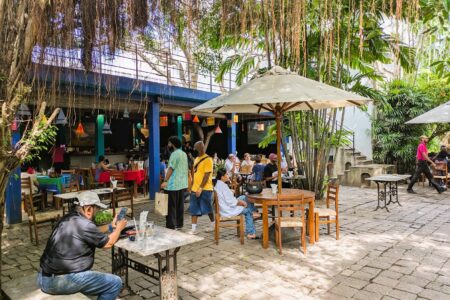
left=246, top=181, right=263, bottom=194
left=155, top=192, right=168, bottom=216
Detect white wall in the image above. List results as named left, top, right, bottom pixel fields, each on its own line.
left=337, top=104, right=373, bottom=160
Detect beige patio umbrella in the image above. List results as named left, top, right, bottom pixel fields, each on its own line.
left=406, top=101, right=450, bottom=124
left=192, top=66, right=370, bottom=193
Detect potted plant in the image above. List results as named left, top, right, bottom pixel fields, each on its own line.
left=94, top=210, right=113, bottom=233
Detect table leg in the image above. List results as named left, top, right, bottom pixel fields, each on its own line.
left=133, top=181, right=137, bottom=198
left=262, top=202, right=269, bottom=249
left=155, top=248, right=180, bottom=300
left=308, top=199, right=315, bottom=244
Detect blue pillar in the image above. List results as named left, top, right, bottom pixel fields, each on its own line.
left=6, top=130, right=22, bottom=224
left=177, top=116, right=182, bottom=141
left=227, top=113, right=237, bottom=155
left=95, top=115, right=105, bottom=161
left=148, top=97, right=160, bottom=200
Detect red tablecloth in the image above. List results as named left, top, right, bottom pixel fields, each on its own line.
left=98, top=170, right=145, bottom=185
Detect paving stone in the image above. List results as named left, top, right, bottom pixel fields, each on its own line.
left=395, top=282, right=424, bottom=294
left=387, top=289, right=416, bottom=300
left=330, top=284, right=359, bottom=298
left=419, top=288, right=450, bottom=300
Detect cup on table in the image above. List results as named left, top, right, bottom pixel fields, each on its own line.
left=270, top=184, right=278, bottom=194
left=145, top=221, right=154, bottom=238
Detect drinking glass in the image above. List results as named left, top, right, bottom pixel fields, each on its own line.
left=145, top=221, right=155, bottom=238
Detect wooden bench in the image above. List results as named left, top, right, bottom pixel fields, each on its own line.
left=3, top=274, right=90, bottom=299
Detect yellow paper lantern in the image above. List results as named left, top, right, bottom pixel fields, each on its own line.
left=206, top=117, right=215, bottom=126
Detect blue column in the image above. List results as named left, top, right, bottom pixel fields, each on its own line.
left=95, top=114, right=105, bottom=161
left=177, top=116, right=182, bottom=141
left=227, top=114, right=236, bottom=155
left=148, top=97, right=160, bottom=200
left=6, top=130, right=22, bottom=224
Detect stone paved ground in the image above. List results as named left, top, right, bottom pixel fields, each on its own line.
left=2, top=184, right=450, bottom=299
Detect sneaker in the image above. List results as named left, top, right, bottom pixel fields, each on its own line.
left=438, top=187, right=446, bottom=194
left=407, top=189, right=416, bottom=194
left=205, top=224, right=215, bottom=232
left=188, top=228, right=197, bottom=235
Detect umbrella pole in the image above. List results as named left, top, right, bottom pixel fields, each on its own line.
left=275, top=106, right=283, bottom=194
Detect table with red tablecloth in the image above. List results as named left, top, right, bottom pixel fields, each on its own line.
left=98, top=170, right=146, bottom=196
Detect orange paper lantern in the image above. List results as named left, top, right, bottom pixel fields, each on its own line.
left=160, top=116, right=168, bottom=127
left=193, top=115, right=200, bottom=123
left=75, top=122, right=86, bottom=137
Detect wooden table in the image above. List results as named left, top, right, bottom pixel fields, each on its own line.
left=112, top=226, right=203, bottom=299
left=247, top=188, right=315, bottom=249
left=366, top=174, right=410, bottom=212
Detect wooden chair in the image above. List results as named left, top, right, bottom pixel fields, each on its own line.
left=112, top=188, right=134, bottom=218
left=274, top=194, right=307, bottom=255
left=137, top=168, right=149, bottom=197
left=88, top=168, right=104, bottom=189
left=21, top=176, right=44, bottom=211
left=315, top=184, right=340, bottom=242
left=213, top=191, right=244, bottom=245
left=432, top=162, right=448, bottom=187
left=22, top=178, right=60, bottom=245
left=62, top=174, right=80, bottom=193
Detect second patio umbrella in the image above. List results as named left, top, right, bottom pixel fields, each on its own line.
left=192, top=66, right=370, bottom=193
left=406, top=101, right=450, bottom=124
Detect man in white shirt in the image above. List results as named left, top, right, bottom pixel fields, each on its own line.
left=214, top=169, right=259, bottom=239
left=225, top=154, right=236, bottom=177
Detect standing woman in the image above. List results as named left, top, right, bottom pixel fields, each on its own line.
left=161, top=136, right=189, bottom=230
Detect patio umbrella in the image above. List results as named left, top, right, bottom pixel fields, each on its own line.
left=405, top=101, right=450, bottom=124
left=192, top=66, right=370, bottom=193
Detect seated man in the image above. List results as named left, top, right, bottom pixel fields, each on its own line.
left=214, top=168, right=260, bottom=239
left=38, top=191, right=127, bottom=299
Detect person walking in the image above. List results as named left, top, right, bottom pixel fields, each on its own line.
left=161, top=136, right=189, bottom=230
left=407, top=135, right=445, bottom=194
left=189, top=141, right=215, bottom=234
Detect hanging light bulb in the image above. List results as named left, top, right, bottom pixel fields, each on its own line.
left=123, top=107, right=129, bottom=118
left=215, top=124, right=222, bottom=134
left=193, top=115, right=200, bottom=123
left=201, top=119, right=208, bottom=127
left=103, top=120, right=112, bottom=134
left=55, top=109, right=68, bottom=125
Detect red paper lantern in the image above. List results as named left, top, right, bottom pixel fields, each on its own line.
left=182, top=112, right=191, bottom=121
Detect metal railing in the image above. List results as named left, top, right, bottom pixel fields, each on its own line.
left=31, top=40, right=247, bottom=94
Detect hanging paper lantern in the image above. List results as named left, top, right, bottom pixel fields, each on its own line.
left=18, top=103, right=31, bottom=117
left=136, top=122, right=142, bottom=129
left=227, top=119, right=232, bottom=128
left=171, top=115, right=176, bottom=123
left=215, top=125, right=222, bottom=134
left=160, top=116, right=168, bottom=127
left=182, top=112, right=191, bottom=121
left=123, top=107, right=130, bottom=118
left=103, top=121, right=112, bottom=135
left=233, top=114, right=239, bottom=123
left=55, top=109, right=68, bottom=125
left=193, top=115, right=200, bottom=123
left=201, top=119, right=208, bottom=127
left=75, top=121, right=86, bottom=137
left=206, top=117, right=215, bottom=126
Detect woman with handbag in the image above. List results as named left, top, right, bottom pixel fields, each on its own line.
left=161, top=136, right=189, bottom=230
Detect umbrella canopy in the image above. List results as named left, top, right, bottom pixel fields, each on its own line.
left=192, top=66, right=368, bottom=114
left=406, top=101, right=450, bottom=124
left=192, top=66, right=370, bottom=193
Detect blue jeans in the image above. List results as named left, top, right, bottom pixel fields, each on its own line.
left=237, top=195, right=256, bottom=235
left=37, top=270, right=122, bottom=300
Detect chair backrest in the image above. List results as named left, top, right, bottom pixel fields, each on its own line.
left=276, top=193, right=305, bottom=217
left=326, top=183, right=340, bottom=212
left=241, top=165, right=252, bottom=174
left=433, top=162, right=448, bottom=176
left=113, top=188, right=133, bottom=203
left=110, top=171, right=125, bottom=187
left=63, top=174, right=80, bottom=193
left=21, top=176, right=33, bottom=196
left=61, top=169, right=76, bottom=174
left=213, top=191, right=220, bottom=218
